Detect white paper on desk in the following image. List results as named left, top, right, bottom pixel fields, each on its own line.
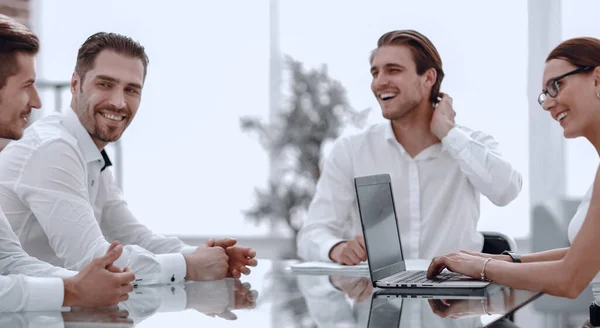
left=288, top=259, right=431, bottom=277
left=288, top=261, right=370, bottom=277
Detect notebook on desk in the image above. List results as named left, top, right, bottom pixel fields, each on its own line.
left=354, top=174, right=493, bottom=293
left=288, top=259, right=434, bottom=278
left=288, top=261, right=370, bottom=277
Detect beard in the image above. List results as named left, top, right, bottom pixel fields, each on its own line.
left=381, top=78, right=426, bottom=121
left=77, top=97, right=129, bottom=144
left=94, top=111, right=127, bottom=142
left=386, top=97, right=421, bottom=120
left=0, top=95, right=25, bottom=140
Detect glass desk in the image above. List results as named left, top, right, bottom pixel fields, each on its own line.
left=0, top=260, right=545, bottom=327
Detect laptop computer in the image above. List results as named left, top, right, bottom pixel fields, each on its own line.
left=354, top=173, right=492, bottom=291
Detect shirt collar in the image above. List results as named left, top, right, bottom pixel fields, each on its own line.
left=62, top=109, right=103, bottom=165
left=384, top=121, right=444, bottom=160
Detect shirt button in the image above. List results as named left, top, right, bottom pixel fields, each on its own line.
left=91, top=180, right=95, bottom=186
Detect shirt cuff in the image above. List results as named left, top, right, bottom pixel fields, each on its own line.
left=179, top=246, right=197, bottom=255
left=156, top=253, right=187, bottom=284
left=24, top=277, right=65, bottom=311
left=441, top=126, right=471, bottom=157
left=320, top=238, right=346, bottom=262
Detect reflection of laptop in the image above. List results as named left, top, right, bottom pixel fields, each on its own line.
left=367, top=294, right=403, bottom=328
left=354, top=174, right=492, bottom=290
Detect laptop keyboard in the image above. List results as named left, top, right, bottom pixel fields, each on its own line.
left=384, top=270, right=463, bottom=284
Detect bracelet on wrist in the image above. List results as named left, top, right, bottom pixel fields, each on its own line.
left=481, top=258, right=493, bottom=281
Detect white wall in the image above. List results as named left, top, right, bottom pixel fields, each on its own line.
left=34, top=0, right=272, bottom=236
left=279, top=0, right=530, bottom=237
left=32, top=0, right=548, bottom=239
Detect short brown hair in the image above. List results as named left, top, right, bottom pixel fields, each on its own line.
left=547, top=37, right=600, bottom=68
left=0, top=14, right=39, bottom=89
left=75, top=32, right=149, bottom=82
left=372, top=30, right=444, bottom=103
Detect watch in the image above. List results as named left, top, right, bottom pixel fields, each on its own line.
left=501, top=251, right=521, bottom=263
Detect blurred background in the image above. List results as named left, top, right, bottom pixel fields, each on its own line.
left=2, top=0, right=600, bottom=326
left=0, top=0, right=597, bottom=257
left=1, top=0, right=598, bottom=253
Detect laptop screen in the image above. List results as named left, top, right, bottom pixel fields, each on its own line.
left=354, top=174, right=406, bottom=282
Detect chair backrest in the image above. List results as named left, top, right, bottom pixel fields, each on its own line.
left=531, top=198, right=581, bottom=252
left=480, top=231, right=518, bottom=254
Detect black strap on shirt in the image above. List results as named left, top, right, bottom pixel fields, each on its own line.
left=101, top=150, right=113, bottom=172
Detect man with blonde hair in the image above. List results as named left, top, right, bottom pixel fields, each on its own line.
left=298, top=30, right=522, bottom=265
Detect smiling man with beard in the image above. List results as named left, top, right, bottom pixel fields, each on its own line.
left=297, top=30, right=523, bottom=265
left=0, top=14, right=138, bottom=312
left=0, top=32, right=257, bottom=286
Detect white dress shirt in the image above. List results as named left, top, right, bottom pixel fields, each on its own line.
left=0, top=110, right=196, bottom=286
left=0, top=204, right=75, bottom=312
left=297, top=122, right=522, bottom=261
left=0, top=275, right=64, bottom=312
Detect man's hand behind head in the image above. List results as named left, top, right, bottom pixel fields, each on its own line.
left=430, top=93, right=456, bottom=139
left=329, top=235, right=367, bottom=265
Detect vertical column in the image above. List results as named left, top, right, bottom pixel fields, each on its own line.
left=528, top=0, right=564, bottom=209
left=268, top=0, right=282, bottom=233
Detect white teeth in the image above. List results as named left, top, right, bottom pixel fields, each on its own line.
left=102, top=113, right=124, bottom=121
left=557, top=112, right=568, bottom=122
left=380, top=93, right=397, bottom=100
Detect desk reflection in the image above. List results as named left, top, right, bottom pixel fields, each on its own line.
left=0, top=278, right=258, bottom=328
left=121, top=278, right=257, bottom=325
left=297, top=275, right=526, bottom=328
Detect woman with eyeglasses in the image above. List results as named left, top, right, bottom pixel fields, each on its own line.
left=427, top=37, right=600, bottom=300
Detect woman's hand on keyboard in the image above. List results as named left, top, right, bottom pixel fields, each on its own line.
left=427, top=252, right=491, bottom=280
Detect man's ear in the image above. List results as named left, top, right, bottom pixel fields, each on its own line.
left=423, top=67, right=437, bottom=88
left=70, top=72, right=80, bottom=95
left=70, top=72, right=81, bottom=110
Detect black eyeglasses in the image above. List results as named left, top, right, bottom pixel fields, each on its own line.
left=538, top=66, right=594, bottom=107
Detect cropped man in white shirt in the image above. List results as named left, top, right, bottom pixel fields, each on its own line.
left=297, top=30, right=522, bottom=264
left=0, top=14, right=135, bottom=312
left=0, top=32, right=257, bottom=286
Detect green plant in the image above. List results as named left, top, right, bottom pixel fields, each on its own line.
left=240, top=56, right=369, bottom=236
